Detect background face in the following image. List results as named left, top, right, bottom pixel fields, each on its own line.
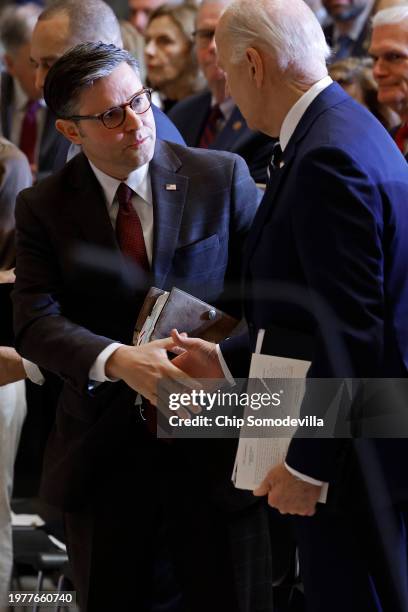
left=128, top=0, right=164, bottom=35
left=145, top=15, right=191, bottom=90
left=6, top=42, right=40, bottom=100
left=370, top=24, right=408, bottom=117
left=73, top=63, right=156, bottom=179
left=196, top=2, right=226, bottom=89
left=30, top=14, right=72, bottom=91
left=322, top=0, right=367, bottom=20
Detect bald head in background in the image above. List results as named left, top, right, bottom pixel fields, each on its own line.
left=30, top=0, right=122, bottom=91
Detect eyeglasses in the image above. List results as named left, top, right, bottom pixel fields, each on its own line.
left=65, top=88, right=152, bottom=129
left=192, top=29, right=216, bottom=49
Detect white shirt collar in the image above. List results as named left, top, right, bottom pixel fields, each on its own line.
left=219, top=97, right=235, bottom=123
left=331, top=0, right=374, bottom=43
left=280, top=75, right=333, bottom=152
left=211, top=96, right=235, bottom=123
left=88, top=160, right=152, bottom=207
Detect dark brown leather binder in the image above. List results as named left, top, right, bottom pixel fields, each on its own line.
left=135, top=286, right=239, bottom=344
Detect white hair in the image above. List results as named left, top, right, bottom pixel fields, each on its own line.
left=372, top=5, right=408, bottom=27
left=221, top=0, right=330, bottom=82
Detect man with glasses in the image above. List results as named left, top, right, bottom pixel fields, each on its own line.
left=369, top=6, right=408, bottom=159
left=12, top=42, right=264, bottom=612
left=168, top=0, right=276, bottom=185
left=30, top=0, right=185, bottom=171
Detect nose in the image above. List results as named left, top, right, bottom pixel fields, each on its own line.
left=124, top=104, right=144, bottom=130
left=208, top=34, right=217, bottom=53
left=145, top=39, right=156, bottom=59
left=35, top=65, right=47, bottom=91
left=373, top=57, right=388, bottom=81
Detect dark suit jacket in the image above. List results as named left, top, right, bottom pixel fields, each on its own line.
left=12, top=140, right=259, bottom=509
left=324, top=18, right=371, bottom=60
left=0, top=73, right=66, bottom=181
left=168, top=90, right=276, bottom=184
left=222, top=83, right=408, bottom=505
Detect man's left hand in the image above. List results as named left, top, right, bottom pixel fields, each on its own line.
left=253, top=463, right=321, bottom=516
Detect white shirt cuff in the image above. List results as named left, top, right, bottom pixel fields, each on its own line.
left=22, top=359, right=45, bottom=385
left=89, top=343, right=123, bottom=382
left=284, top=462, right=326, bottom=486
left=215, top=344, right=235, bottom=386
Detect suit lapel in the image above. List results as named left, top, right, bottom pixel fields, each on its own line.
left=244, top=83, right=349, bottom=269
left=149, top=141, right=189, bottom=287
left=191, top=91, right=212, bottom=146
left=211, top=105, right=246, bottom=151
left=68, top=153, right=118, bottom=252
left=243, top=159, right=292, bottom=271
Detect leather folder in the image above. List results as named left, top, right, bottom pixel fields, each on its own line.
left=135, top=286, right=239, bottom=344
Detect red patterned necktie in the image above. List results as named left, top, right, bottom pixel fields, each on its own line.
left=199, top=104, right=223, bottom=148
left=115, top=182, right=149, bottom=270
left=19, top=100, right=40, bottom=164
left=394, top=123, right=408, bottom=153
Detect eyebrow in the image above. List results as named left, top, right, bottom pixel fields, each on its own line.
left=30, top=55, right=59, bottom=63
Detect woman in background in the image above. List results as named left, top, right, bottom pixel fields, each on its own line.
left=145, top=1, right=205, bottom=113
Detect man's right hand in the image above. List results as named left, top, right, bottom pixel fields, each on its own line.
left=105, top=337, right=197, bottom=406
left=0, top=347, right=27, bottom=386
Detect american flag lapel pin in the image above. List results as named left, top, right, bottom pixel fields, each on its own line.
left=165, top=183, right=177, bottom=191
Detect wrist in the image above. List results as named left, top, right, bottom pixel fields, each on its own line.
left=105, top=345, right=131, bottom=379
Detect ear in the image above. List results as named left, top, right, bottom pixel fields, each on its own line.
left=55, top=118, right=83, bottom=145
left=245, top=47, right=264, bottom=88
left=3, top=54, right=15, bottom=77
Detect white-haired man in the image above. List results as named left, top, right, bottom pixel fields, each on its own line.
left=171, top=0, right=408, bottom=610
left=370, top=5, right=408, bottom=158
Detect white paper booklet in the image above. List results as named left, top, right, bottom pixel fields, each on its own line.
left=232, top=340, right=328, bottom=504
left=134, top=291, right=169, bottom=345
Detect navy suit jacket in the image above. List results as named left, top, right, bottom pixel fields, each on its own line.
left=223, top=83, right=408, bottom=504
left=12, top=140, right=258, bottom=509
left=0, top=73, right=66, bottom=181
left=168, top=90, right=276, bottom=184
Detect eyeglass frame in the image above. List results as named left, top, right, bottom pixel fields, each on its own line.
left=63, top=87, right=153, bottom=129
left=192, top=28, right=216, bottom=48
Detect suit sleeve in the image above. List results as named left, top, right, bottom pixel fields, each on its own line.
left=12, top=192, right=115, bottom=395
left=220, top=154, right=260, bottom=318
left=0, top=146, right=32, bottom=270
left=285, top=145, right=386, bottom=480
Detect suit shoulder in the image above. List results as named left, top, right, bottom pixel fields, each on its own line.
left=165, top=140, right=244, bottom=169
left=168, top=90, right=211, bottom=120
left=17, top=152, right=84, bottom=207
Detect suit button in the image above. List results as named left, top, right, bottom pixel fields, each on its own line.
left=207, top=309, right=217, bottom=320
